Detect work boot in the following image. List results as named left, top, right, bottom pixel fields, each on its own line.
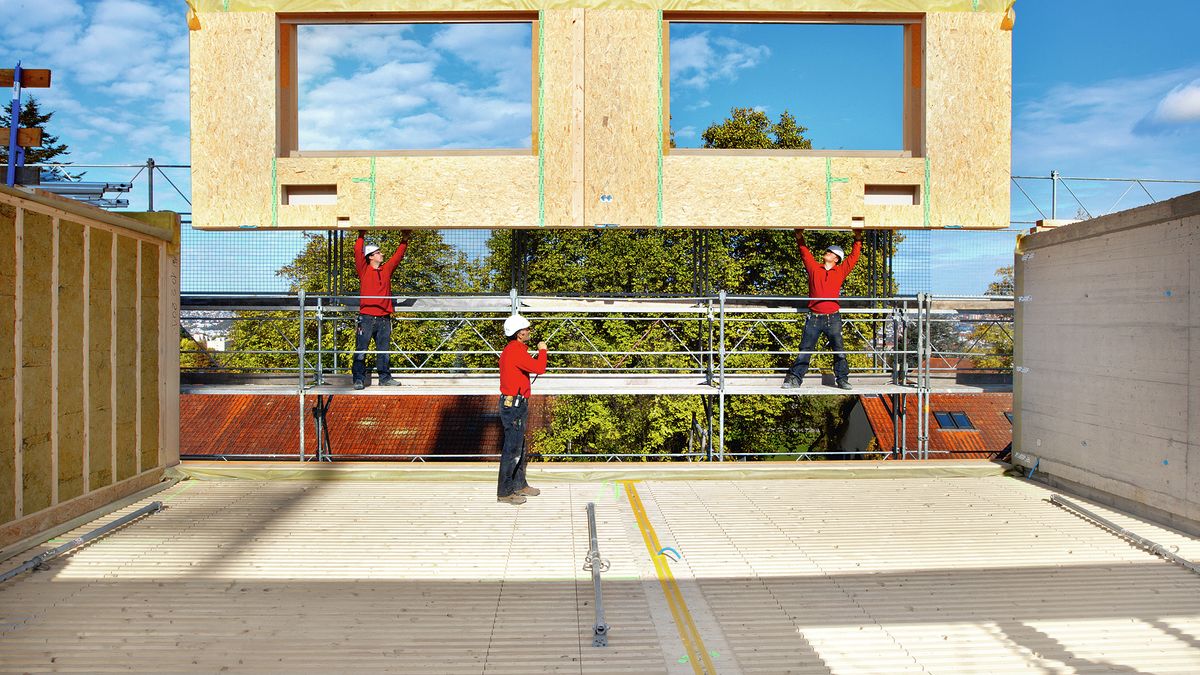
left=497, top=494, right=527, bottom=505
left=835, top=380, right=853, bottom=391
left=782, top=374, right=802, bottom=389
left=380, top=378, right=402, bottom=386
left=516, top=486, right=541, bottom=497
left=353, top=380, right=365, bottom=391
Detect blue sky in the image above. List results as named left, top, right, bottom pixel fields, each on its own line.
left=1, top=1, right=1198, bottom=293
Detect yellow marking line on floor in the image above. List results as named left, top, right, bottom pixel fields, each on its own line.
left=623, top=480, right=716, bottom=674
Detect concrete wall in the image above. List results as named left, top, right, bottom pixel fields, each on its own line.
left=0, top=186, right=180, bottom=548
left=1014, top=190, right=1200, bottom=535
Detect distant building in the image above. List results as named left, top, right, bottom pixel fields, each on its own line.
left=843, top=393, right=1013, bottom=459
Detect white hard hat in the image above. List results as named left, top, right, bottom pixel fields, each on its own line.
left=503, top=314, right=530, bottom=337
left=826, top=245, right=845, bottom=262
left=363, top=244, right=381, bottom=258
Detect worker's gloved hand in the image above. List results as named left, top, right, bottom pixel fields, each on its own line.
left=399, top=229, right=413, bottom=241
left=793, top=228, right=806, bottom=245
left=536, top=341, right=548, bottom=352
left=853, top=229, right=865, bottom=241
left=358, top=229, right=366, bottom=238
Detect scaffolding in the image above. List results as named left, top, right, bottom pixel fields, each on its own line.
left=180, top=291, right=1013, bottom=462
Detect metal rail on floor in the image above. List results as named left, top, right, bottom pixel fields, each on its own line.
left=179, top=291, right=1014, bottom=462
left=584, top=502, right=610, bottom=647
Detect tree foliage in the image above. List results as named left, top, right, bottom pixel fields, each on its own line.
left=702, top=108, right=812, bottom=150
left=0, top=96, right=70, bottom=165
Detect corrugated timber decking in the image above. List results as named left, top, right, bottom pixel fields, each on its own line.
left=1, top=477, right=1199, bottom=673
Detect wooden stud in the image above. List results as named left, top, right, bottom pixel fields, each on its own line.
left=50, top=218, right=59, bottom=506
left=277, top=22, right=299, bottom=157
left=135, top=245, right=142, bottom=475
left=530, top=18, right=539, bottom=155
left=661, top=19, right=671, bottom=156
left=82, top=226, right=89, bottom=494
left=110, top=232, right=118, bottom=484
left=12, top=207, right=22, bottom=519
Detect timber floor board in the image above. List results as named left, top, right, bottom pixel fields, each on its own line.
left=0, top=476, right=1198, bottom=673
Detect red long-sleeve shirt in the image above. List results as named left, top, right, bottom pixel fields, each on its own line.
left=499, top=340, right=548, bottom=397
left=800, top=239, right=861, bottom=314
left=355, top=235, right=407, bottom=316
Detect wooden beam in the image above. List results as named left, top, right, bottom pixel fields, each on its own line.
left=0, top=128, right=44, bottom=148
left=0, top=69, right=52, bottom=88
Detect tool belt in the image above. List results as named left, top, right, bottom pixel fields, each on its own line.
left=501, top=395, right=527, bottom=408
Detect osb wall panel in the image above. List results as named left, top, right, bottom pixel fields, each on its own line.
left=0, top=203, right=16, bottom=524
left=190, top=11, right=277, bottom=230
left=140, top=241, right=161, bottom=473
left=583, top=10, right=661, bottom=228
left=114, top=236, right=139, bottom=482
left=539, top=9, right=580, bottom=228
left=925, top=11, right=1010, bottom=229
left=190, top=6, right=1009, bottom=229
left=20, top=212, right=54, bottom=516
left=0, top=188, right=177, bottom=548
left=88, top=229, right=113, bottom=491
left=57, top=220, right=86, bottom=502
left=273, top=156, right=537, bottom=229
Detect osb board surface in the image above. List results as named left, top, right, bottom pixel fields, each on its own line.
left=139, top=241, right=161, bottom=474
left=20, top=212, right=54, bottom=516
left=194, top=1, right=1010, bottom=12
left=583, top=10, right=660, bottom=228
left=87, top=230, right=112, bottom=491
left=190, top=11, right=276, bottom=231
left=925, top=11, right=1010, bottom=228
left=114, top=237, right=139, bottom=483
left=57, top=221, right=86, bottom=504
left=664, top=155, right=930, bottom=228
left=2, top=476, right=1198, bottom=674
left=0, top=203, right=15, bottom=524
left=190, top=6, right=1009, bottom=229
left=273, top=156, right=538, bottom=229
left=538, top=9, right=580, bottom=228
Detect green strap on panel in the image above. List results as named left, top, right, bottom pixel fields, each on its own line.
left=924, top=156, right=931, bottom=228
left=351, top=156, right=377, bottom=228
left=824, top=157, right=848, bottom=228
left=270, top=156, right=278, bottom=228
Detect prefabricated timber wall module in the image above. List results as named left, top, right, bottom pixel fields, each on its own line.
left=1014, top=191, right=1200, bottom=536
left=0, top=186, right=181, bottom=548
left=189, top=0, right=1012, bottom=230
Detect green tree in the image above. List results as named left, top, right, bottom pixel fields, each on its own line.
left=701, top=108, right=812, bottom=149
left=985, top=265, right=1014, bottom=296
left=967, top=265, right=1014, bottom=369
left=0, top=96, right=70, bottom=165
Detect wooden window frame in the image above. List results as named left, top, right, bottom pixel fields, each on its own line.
left=277, top=12, right=540, bottom=158
left=661, top=12, right=925, bottom=158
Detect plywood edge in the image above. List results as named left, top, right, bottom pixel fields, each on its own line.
left=0, top=186, right=176, bottom=243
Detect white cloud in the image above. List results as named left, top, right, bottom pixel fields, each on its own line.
left=1141, top=79, right=1200, bottom=127
left=670, top=31, right=769, bottom=90
left=1013, top=67, right=1200, bottom=177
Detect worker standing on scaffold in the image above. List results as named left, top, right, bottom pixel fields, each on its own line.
left=783, top=227, right=864, bottom=390
left=496, top=314, right=548, bottom=505
left=352, top=229, right=411, bottom=390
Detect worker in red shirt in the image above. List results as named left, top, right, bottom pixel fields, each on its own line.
left=783, top=228, right=864, bottom=390
left=352, top=229, right=411, bottom=389
left=496, top=314, right=548, bottom=505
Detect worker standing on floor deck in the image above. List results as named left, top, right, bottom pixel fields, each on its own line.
left=783, top=227, right=863, bottom=390
left=496, top=314, right=548, bottom=505
left=352, top=229, right=411, bottom=390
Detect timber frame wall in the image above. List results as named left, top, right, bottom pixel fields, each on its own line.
left=189, top=0, right=1011, bottom=230
left=0, top=186, right=180, bottom=548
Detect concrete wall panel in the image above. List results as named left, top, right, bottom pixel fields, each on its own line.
left=1015, top=191, right=1200, bottom=533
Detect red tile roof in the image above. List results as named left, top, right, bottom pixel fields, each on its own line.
left=860, top=393, right=1013, bottom=459
left=181, top=394, right=551, bottom=459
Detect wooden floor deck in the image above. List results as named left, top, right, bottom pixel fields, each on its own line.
left=1, top=473, right=1197, bottom=673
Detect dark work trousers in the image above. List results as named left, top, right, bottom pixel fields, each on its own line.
left=497, top=397, right=531, bottom=497
left=788, top=312, right=850, bottom=383
left=352, top=314, right=393, bottom=383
